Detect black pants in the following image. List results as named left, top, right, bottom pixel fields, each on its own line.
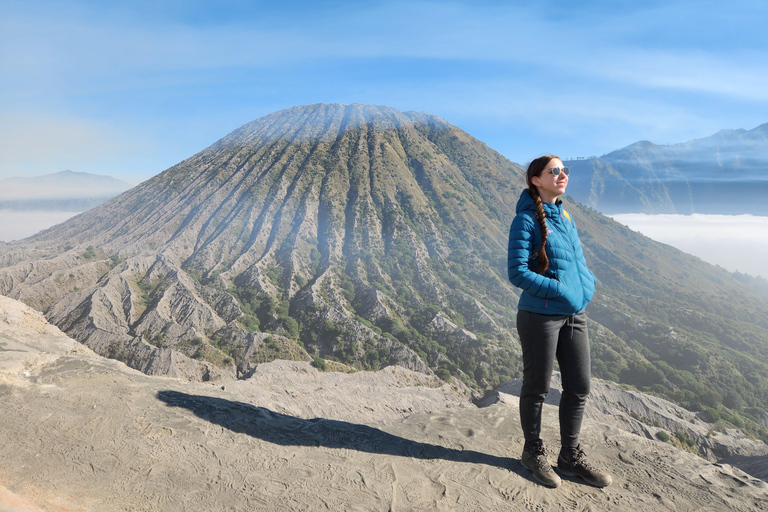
left=517, top=309, right=591, bottom=449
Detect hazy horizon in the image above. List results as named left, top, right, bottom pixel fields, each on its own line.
left=0, top=211, right=80, bottom=242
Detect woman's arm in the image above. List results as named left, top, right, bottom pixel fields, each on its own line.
left=507, top=213, right=563, bottom=298
left=567, top=217, right=596, bottom=303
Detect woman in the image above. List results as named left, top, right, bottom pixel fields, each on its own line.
left=507, top=155, right=611, bottom=488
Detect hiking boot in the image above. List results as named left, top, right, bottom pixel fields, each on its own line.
left=521, top=440, right=561, bottom=488
left=557, top=445, right=612, bottom=488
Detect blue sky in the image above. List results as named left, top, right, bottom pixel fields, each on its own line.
left=2, top=0, right=767, bottom=184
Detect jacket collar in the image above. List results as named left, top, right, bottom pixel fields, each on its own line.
left=515, top=189, right=563, bottom=218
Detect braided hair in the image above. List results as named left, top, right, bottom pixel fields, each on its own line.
left=525, top=155, right=559, bottom=274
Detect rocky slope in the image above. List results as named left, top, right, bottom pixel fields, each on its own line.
left=1, top=295, right=767, bottom=512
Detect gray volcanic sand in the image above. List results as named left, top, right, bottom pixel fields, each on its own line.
left=1, top=296, right=767, bottom=511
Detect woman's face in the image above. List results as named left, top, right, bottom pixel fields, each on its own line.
left=532, top=158, right=568, bottom=202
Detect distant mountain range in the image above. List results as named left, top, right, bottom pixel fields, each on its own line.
left=564, top=123, right=768, bottom=215
left=0, top=170, right=132, bottom=211
left=1, top=104, right=767, bottom=445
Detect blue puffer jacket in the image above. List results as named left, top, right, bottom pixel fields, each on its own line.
left=507, top=190, right=596, bottom=315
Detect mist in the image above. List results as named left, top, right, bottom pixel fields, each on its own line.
left=0, top=211, right=79, bottom=242
left=610, top=213, right=768, bottom=280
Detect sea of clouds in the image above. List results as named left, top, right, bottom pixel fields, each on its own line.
left=610, top=213, right=768, bottom=280
left=0, top=211, right=79, bottom=242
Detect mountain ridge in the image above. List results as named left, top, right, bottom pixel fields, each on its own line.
left=0, top=170, right=133, bottom=246
left=564, top=121, right=768, bottom=214
left=0, top=170, right=132, bottom=200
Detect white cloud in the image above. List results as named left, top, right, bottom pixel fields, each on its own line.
left=610, top=213, right=768, bottom=280
left=4, top=1, right=767, bottom=99
left=581, top=49, right=768, bottom=102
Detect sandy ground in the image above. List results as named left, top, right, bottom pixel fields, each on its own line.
left=1, top=296, right=767, bottom=511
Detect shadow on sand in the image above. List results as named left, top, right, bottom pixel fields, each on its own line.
left=157, top=390, right=518, bottom=473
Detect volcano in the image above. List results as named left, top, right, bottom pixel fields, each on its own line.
left=0, top=104, right=525, bottom=385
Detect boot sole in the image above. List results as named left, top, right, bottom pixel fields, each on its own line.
left=557, top=467, right=612, bottom=488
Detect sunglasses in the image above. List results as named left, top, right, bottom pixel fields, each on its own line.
left=547, top=166, right=570, bottom=176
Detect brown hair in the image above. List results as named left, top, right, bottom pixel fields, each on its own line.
left=525, top=155, right=559, bottom=274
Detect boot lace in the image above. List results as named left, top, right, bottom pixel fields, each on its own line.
left=569, top=448, right=597, bottom=471
left=528, top=443, right=552, bottom=470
